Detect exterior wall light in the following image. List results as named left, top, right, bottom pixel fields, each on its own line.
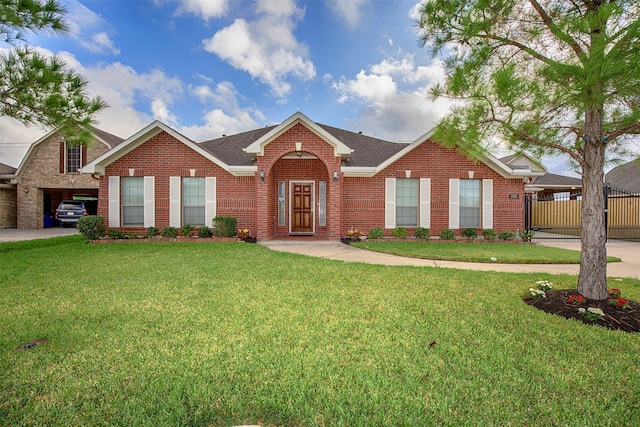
left=260, top=170, right=265, bottom=181
left=333, top=170, right=338, bottom=182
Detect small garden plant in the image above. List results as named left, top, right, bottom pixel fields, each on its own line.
left=367, top=227, right=384, bottom=239
left=391, top=227, right=407, bottom=239
left=439, top=229, right=455, bottom=240
left=414, top=227, right=429, bottom=239
left=481, top=229, right=496, bottom=241
left=461, top=227, right=478, bottom=239
left=181, top=224, right=195, bottom=237
left=161, top=226, right=178, bottom=238
left=346, top=228, right=362, bottom=239
left=77, top=215, right=106, bottom=240
left=109, top=229, right=125, bottom=239
left=498, top=230, right=515, bottom=241
left=198, top=226, right=213, bottom=238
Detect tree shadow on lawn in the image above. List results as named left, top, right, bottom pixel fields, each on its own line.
left=525, top=289, right=640, bottom=333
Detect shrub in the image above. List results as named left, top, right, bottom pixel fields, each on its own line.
left=392, top=227, right=408, bottom=239
left=161, top=226, right=178, bottom=238
left=145, top=226, right=159, bottom=238
left=127, top=232, right=139, bottom=239
left=108, top=229, right=125, bottom=239
left=517, top=228, right=535, bottom=243
left=462, top=228, right=478, bottom=239
left=76, top=215, right=106, bottom=241
left=482, top=229, right=496, bottom=240
left=182, top=224, right=194, bottom=237
left=198, top=226, right=213, bottom=238
left=498, top=230, right=516, bottom=241
left=414, top=227, right=429, bottom=239
left=212, top=216, right=237, bottom=237
left=367, top=227, right=384, bottom=239
left=439, top=229, right=455, bottom=240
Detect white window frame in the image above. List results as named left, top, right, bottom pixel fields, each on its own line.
left=66, top=143, right=82, bottom=173
left=385, top=178, right=430, bottom=229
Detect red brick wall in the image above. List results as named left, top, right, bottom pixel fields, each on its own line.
left=255, top=123, right=343, bottom=239
left=99, top=131, right=255, bottom=231
left=343, top=140, right=524, bottom=237
left=97, top=126, right=524, bottom=240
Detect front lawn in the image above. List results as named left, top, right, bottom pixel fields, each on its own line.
left=1, top=236, right=639, bottom=426
left=351, top=240, right=622, bottom=264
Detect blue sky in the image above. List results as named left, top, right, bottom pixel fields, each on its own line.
left=0, top=0, right=572, bottom=174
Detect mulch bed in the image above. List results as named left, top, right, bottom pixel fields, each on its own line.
left=525, top=289, right=640, bottom=333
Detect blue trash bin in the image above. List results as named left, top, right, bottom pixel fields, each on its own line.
left=43, top=214, right=53, bottom=228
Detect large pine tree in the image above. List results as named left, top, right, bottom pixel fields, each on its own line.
left=417, top=0, right=640, bottom=299
left=0, top=0, right=105, bottom=146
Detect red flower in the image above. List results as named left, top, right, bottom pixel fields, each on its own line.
left=608, top=288, right=622, bottom=298
left=616, top=297, right=628, bottom=307
left=567, top=294, right=585, bottom=304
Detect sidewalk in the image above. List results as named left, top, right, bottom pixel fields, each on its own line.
left=1, top=227, right=638, bottom=279
left=261, top=238, right=640, bottom=279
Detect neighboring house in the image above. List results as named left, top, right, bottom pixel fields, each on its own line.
left=83, top=112, right=543, bottom=240
left=526, top=173, right=583, bottom=199
left=5, top=128, right=124, bottom=229
left=606, top=160, right=640, bottom=195
left=0, top=162, right=18, bottom=228
left=499, top=153, right=547, bottom=178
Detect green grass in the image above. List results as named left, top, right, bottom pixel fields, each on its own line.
left=351, top=240, right=622, bottom=264
left=1, top=236, right=639, bottom=426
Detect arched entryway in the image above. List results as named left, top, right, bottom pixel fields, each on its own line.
left=255, top=153, right=342, bottom=240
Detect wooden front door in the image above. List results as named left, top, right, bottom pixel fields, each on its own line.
left=291, top=183, right=313, bottom=233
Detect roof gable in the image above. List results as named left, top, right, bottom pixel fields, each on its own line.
left=83, top=121, right=247, bottom=176
left=243, top=112, right=353, bottom=157
left=16, top=127, right=125, bottom=177
left=0, top=162, right=16, bottom=176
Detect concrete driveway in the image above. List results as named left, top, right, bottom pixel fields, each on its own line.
left=0, top=227, right=80, bottom=242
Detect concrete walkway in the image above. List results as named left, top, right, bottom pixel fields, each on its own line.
left=1, top=227, right=638, bottom=279
left=261, top=238, right=640, bottom=279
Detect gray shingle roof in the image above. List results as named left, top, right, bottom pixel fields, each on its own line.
left=197, top=122, right=407, bottom=168
left=606, top=160, right=640, bottom=193
left=0, top=162, right=16, bottom=175
left=531, top=173, right=582, bottom=187
left=317, top=123, right=407, bottom=167
left=93, top=127, right=125, bottom=148
left=198, top=126, right=276, bottom=166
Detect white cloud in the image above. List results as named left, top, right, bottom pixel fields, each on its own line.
left=325, top=0, right=368, bottom=30
left=333, top=54, right=450, bottom=141
left=64, top=0, right=120, bottom=55
left=55, top=51, right=184, bottom=137
left=201, top=0, right=315, bottom=98
left=174, top=0, right=228, bottom=20
left=180, top=108, right=260, bottom=141
left=183, top=80, right=265, bottom=141
left=0, top=118, right=44, bottom=167
left=334, top=71, right=397, bottom=103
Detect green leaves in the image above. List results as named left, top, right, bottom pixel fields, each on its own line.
left=0, top=1, right=105, bottom=146
left=0, top=47, right=106, bottom=146
left=417, top=0, right=640, bottom=160
left=0, top=0, right=67, bottom=44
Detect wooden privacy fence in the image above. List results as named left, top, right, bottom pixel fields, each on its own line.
left=525, top=186, right=640, bottom=241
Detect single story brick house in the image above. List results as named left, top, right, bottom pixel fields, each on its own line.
left=1, top=128, right=124, bottom=229
left=83, top=112, right=545, bottom=240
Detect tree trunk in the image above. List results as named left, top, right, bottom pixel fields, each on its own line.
left=577, top=108, right=608, bottom=300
